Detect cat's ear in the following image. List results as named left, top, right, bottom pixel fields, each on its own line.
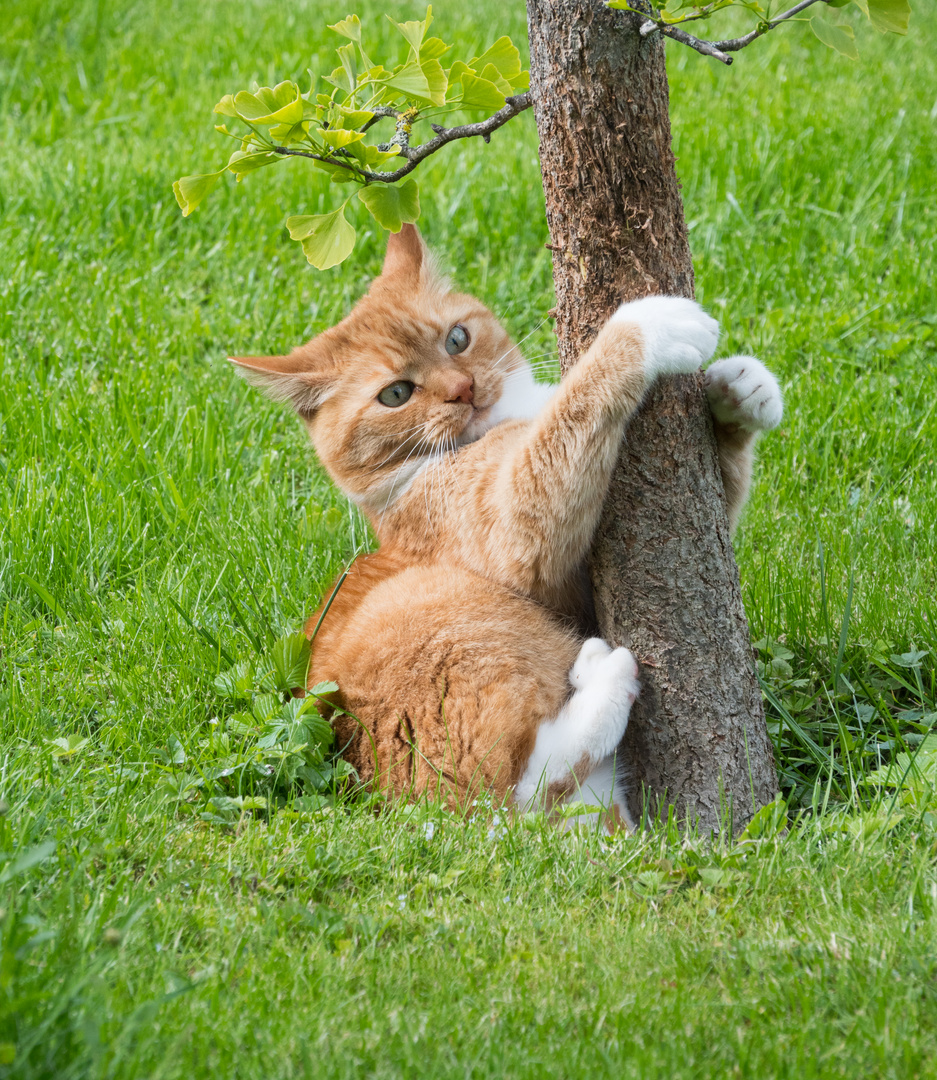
left=380, top=224, right=448, bottom=293
left=229, top=344, right=335, bottom=417
left=382, top=223, right=424, bottom=284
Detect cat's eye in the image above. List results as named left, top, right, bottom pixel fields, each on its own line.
left=445, top=324, right=470, bottom=355
left=377, top=381, right=414, bottom=408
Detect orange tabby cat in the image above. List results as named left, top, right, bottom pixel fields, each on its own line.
left=232, top=226, right=782, bottom=827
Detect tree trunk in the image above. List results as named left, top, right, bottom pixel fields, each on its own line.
left=526, top=0, right=778, bottom=831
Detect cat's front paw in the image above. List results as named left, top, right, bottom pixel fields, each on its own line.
left=610, top=296, right=719, bottom=381
left=704, top=356, right=783, bottom=432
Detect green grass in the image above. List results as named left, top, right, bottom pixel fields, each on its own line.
left=2, top=0, right=937, bottom=1075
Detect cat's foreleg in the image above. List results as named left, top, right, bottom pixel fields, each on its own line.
left=704, top=356, right=783, bottom=533
left=486, top=297, right=719, bottom=598
left=513, top=638, right=640, bottom=817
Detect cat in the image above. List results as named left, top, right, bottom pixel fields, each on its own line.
left=231, top=225, right=782, bottom=829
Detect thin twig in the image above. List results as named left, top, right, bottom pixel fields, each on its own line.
left=272, top=92, right=532, bottom=184
left=639, top=0, right=826, bottom=65
left=640, top=19, right=735, bottom=63
left=714, top=0, right=825, bottom=51
left=359, top=105, right=401, bottom=133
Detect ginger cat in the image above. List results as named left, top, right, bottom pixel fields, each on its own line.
left=232, top=226, right=782, bottom=828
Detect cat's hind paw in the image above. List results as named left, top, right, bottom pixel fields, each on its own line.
left=570, top=639, right=640, bottom=710
left=610, top=296, right=719, bottom=380
left=569, top=637, right=613, bottom=689
left=704, top=355, right=783, bottom=432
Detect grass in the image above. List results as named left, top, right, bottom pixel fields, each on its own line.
left=2, top=0, right=937, bottom=1075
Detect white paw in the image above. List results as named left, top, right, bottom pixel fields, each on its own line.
left=596, top=647, right=641, bottom=709
left=570, top=638, right=612, bottom=689
left=610, top=296, right=719, bottom=381
left=704, top=355, right=783, bottom=432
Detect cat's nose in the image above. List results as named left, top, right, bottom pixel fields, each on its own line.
left=445, top=374, right=474, bottom=405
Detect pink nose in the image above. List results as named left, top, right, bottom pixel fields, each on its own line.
left=445, top=375, right=474, bottom=405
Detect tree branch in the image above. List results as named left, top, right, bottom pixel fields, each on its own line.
left=638, top=0, right=827, bottom=65
left=273, top=93, right=532, bottom=185
left=714, top=0, right=826, bottom=51
left=639, top=18, right=735, bottom=63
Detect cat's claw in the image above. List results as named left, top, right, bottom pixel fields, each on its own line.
left=704, top=355, right=783, bottom=432
left=610, top=296, right=719, bottom=381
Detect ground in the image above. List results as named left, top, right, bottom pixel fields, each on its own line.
left=1, top=0, right=937, bottom=1075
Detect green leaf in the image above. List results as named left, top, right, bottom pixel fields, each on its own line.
left=458, top=72, right=506, bottom=110
left=328, top=14, right=362, bottom=42
left=890, top=649, right=929, bottom=668
left=358, top=180, right=421, bottom=232
left=446, top=60, right=474, bottom=91
left=866, top=0, right=910, bottom=33
left=476, top=62, right=513, bottom=96
left=312, top=160, right=360, bottom=184
left=381, top=60, right=432, bottom=102
left=333, top=105, right=375, bottom=127
left=269, top=631, right=312, bottom=691
left=173, top=172, right=222, bottom=217
left=811, top=15, right=859, bottom=58
left=293, top=205, right=360, bottom=268
left=359, top=144, right=401, bottom=168
left=470, top=36, right=521, bottom=80
left=213, top=94, right=238, bottom=117
left=214, top=659, right=254, bottom=700
left=420, top=37, right=450, bottom=62
left=309, top=681, right=340, bottom=697
left=252, top=693, right=281, bottom=724
left=233, top=81, right=304, bottom=126
left=336, top=43, right=357, bottom=94
left=317, top=127, right=365, bottom=149
left=46, top=734, right=90, bottom=758
left=387, top=6, right=433, bottom=54
left=226, top=150, right=279, bottom=179
left=420, top=58, right=448, bottom=106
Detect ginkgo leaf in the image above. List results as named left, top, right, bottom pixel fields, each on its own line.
left=358, top=180, right=421, bottom=232
left=233, top=82, right=304, bottom=126
left=810, top=15, right=859, bottom=58
left=866, top=0, right=910, bottom=33
left=459, top=72, right=506, bottom=110
left=328, top=14, right=362, bottom=42
left=226, top=150, right=279, bottom=179
left=173, top=172, right=223, bottom=216
left=471, top=36, right=521, bottom=80
left=387, top=6, right=433, bottom=54
left=287, top=206, right=357, bottom=269
left=317, top=128, right=365, bottom=149
left=381, top=60, right=432, bottom=102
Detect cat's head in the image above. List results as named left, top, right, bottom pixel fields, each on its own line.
left=231, top=226, right=540, bottom=512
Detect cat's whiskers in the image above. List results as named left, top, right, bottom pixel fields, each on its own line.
left=362, top=424, right=428, bottom=476
left=490, top=317, right=549, bottom=375
left=374, top=431, right=434, bottom=533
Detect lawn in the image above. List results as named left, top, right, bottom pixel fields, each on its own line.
left=2, top=0, right=937, bottom=1075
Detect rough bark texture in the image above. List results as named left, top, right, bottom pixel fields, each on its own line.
left=526, top=0, right=778, bottom=831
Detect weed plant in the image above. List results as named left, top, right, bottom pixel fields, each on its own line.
left=1, top=0, right=937, bottom=1075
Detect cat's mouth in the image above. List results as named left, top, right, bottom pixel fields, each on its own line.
left=456, top=403, right=495, bottom=446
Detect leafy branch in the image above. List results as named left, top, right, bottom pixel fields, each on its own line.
left=173, top=6, right=530, bottom=269
left=614, top=0, right=911, bottom=64
left=174, top=0, right=910, bottom=269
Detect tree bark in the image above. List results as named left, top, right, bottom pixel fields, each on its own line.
left=526, top=0, right=778, bottom=831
